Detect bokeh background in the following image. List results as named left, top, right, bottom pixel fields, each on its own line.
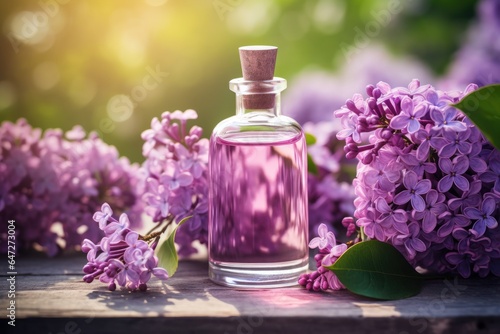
left=0, top=0, right=494, bottom=163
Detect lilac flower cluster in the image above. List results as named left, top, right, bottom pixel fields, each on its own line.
left=0, top=119, right=143, bottom=256
left=82, top=203, right=168, bottom=291
left=141, top=110, right=209, bottom=257
left=444, top=0, right=500, bottom=88
left=298, top=223, right=347, bottom=291
left=335, top=79, right=500, bottom=278
left=303, top=121, right=356, bottom=241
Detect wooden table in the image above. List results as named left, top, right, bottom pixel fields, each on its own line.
left=1, top=255, right=500, bottom=334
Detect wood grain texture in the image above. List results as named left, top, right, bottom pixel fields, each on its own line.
left=1, top=255, right=500, bottom=334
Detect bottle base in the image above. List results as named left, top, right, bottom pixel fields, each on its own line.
left=209, top=258, right=308, bottom=289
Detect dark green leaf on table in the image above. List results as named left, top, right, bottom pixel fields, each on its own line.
left=326, top=240, right=424, bottom=300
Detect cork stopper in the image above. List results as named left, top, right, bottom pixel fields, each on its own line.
left=238, top=46, right=278, bottom=109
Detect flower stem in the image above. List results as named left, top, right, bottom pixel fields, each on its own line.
left=360, top=226, right=367, bottom=242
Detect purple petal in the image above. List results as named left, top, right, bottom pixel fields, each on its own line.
left=385, top=169, right=401, bottom=183
left=464, top=194, right=482, bottom=208
left=178, top=173, right=194, bottom=186
left=438, top=158, right=453, bottom=174
left=364, top=170, right=380, bottom=186
left=472, top=219, right=486, bottom=236
left=447, top=198, right=462, bottom=211
left=152, top=267, right=169, bottom=280
left=125, top=231, right=139, bottom=245
left=400, top=96, right=414, bottom=114
left=452, top=228, right=469, bottom=240
left=438, top=143, right=456, bottom=158
left=469, top=157, right=487, bottom=173
left=331, top=244, right=348, bottom=257
left=423, top=162, right=437, bottom=174
left=429, top=137, right=448, bottom=150
left=403, top=171, right=418, bottom=189
left=452, top=215, right=470, bottom=227
left=407, top=119, right=421, bottom=133
left=442, top=130, right=456, bottom=141
left=414, top=129, right=428, bottom=141
left=393, top=221, right=410, bottom=235
left=410, top=238, right=427, bottom=252
left=457, top=142, right=472, bottom=155
left=437, top=221, right=454, bottom=238
left=321, top=253, right=335, bottom=267
left=140, top=271, right=152, bottom=283
left=317, top=223, right=328, bottom=238
left=454, top=156, right=469, bottom=174
left=393, top=190, right=412, bottom=205
left=426, top=190, right=438, bottom=205
left=308, top=237, right=321, bottom=249
left=443, top=107, right=458, bottom=122
left=430, top=108, right=444, bottom=124
left=494, top=180, right=500, bottom=193
left=484, top=217, right=498, bottom=229
left=374, top=223, right=385, bottom=241
left=457, top=261, right=471, bottom=278
left=414, top=179, right=431, bottom=194
left=326, top=232, right=337, bottom=248
left=438, top=175, right=453, bottom=192
left=411, top=194, right=426, bottom=212
left=445, top=253, right=463, bottom=265
left=422, top=212, right=437, bottom=233
left=404, top=241, right=417, bottom=259
left=416, top=140, right=430, bottom=160
left=392, top=210, right=408, bottom=223
left=453, top=175, right=470, bottom=192
left=483, top=197, right=497, bottom=216
left=109, top=258, right=125, bottom=269
left=119, top=213, right=130, bottom=227
left=446, top=121, right=468, bottom=132
left=480, top=171, right=498, bottom=183
left=390, top=115, right=410, bottom=130
left=126, top=268, right=140, bottom=283
left=336, top=128, right=355, bottom=141
left=375, top=197, right=391, bottom=214
left=103, top=222, right=119, bottom=236
left=464, top=207, right=483, bottom=220
left=378, top=177, right=396, bottom=192
left=413, top=103, right=427, bottom=118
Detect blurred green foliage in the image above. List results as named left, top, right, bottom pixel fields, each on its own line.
left=0, top=0, right=478, bottom=162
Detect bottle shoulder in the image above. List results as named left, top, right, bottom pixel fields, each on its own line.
left=211, top=112, right=303, bottom=144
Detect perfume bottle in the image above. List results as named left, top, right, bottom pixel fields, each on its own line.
left=208, top=46, right=309, bottom=288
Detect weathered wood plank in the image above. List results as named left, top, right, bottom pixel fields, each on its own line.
left=1, top=255, right=500, bottom=333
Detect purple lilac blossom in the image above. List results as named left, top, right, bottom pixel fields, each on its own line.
left=0, top=119, right=143, bottom=256
left=82, top=203, right=168, bottom=291
left=284, top=45, right=434, bottom=125
left=443, top=0, right=500, bottom=88
left=298, top=223, right=348, bottom=292
left=335, top=79, right=500, bottom=278
left=141, top=110, right=208, bottom=257
left=302, top=121, right=356, bottom=242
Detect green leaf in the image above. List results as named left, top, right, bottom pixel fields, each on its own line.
left=326, top=240, right=423, bottom=300
left=305, top=132, right=317, bottom=146
left=453, top=84, right=500, bottom=150
left=307, top=153, right=318, bottom=175
left=155, top=216, right=191, bottom=277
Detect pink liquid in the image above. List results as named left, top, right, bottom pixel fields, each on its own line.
left=208, top=133, right=308, bottom=266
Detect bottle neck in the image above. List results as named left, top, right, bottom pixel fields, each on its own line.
left=230, top=77, right=286, bottom=117
left=235, top=93, right=282, bottom=116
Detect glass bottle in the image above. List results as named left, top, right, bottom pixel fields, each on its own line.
left=208, top=46, right=309, bottom=288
